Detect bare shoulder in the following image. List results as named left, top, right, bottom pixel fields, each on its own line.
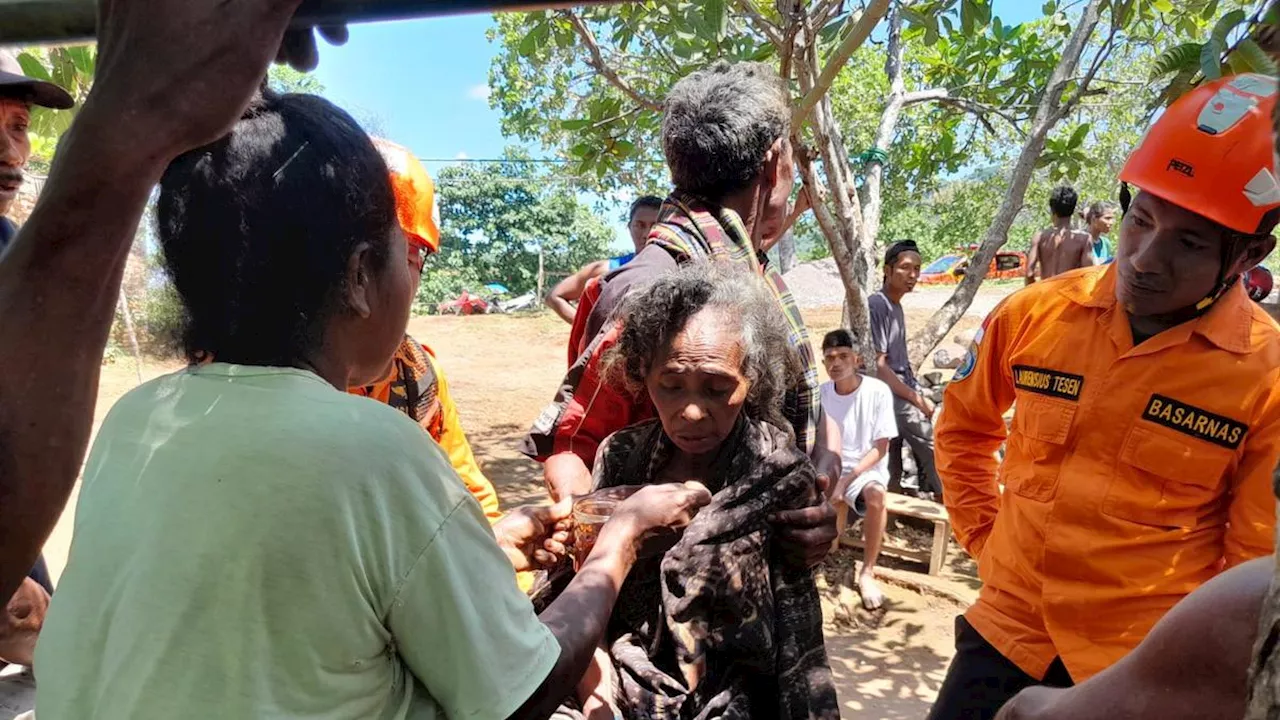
left=586, top=259, right=611, bottom=279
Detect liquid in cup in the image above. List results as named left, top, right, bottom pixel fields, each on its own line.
left=572, top=487, right=638, bottom=570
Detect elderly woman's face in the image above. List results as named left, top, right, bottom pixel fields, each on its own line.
left=646, top=309, right=751, bottom=458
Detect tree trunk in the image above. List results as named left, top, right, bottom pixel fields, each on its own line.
left=117, top=291, right=143, bottom=384
left=906, top=0, right=1106, bottom=368
left=784, top=1, right=897, bottom=364
left=777, top=230, right=797, bottom=274
left=536, top=244, right=545, bottom=304
left=860, top=0, right=904, bottom=247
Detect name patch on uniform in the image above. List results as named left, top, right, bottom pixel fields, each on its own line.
left=1012, top=365, right=1084, bottom=401
left=1142, top=395, right=1248, bottom=450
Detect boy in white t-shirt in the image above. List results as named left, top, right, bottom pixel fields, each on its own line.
left=820, top=329, right=898, bottom=610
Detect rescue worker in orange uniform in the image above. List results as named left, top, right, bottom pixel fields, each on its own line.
left=350, top=139, right=502, bottom=522
left=930, top=73, right=1280, bottom=720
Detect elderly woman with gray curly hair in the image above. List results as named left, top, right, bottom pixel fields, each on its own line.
left=547, top=264, right=840, bottom=720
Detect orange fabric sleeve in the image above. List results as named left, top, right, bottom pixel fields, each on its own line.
left=937, top=303, right=1016, bottom=559
left=426, top=352, right=503, bottom=523
left=1223, top=376, right=1280, bottom=568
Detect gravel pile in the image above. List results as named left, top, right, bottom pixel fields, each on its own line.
left=783, top=258, right=845, bottom=308
left=783, top=258, right=1016, bottom=317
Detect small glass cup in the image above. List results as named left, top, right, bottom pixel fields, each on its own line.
left=572, top=486, right=640, bottom=570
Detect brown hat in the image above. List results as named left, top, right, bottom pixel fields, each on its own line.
left=0, top=50, right=74, bottom=109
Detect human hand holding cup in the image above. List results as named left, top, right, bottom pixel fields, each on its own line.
left=573, top=483, right=713, bottom=569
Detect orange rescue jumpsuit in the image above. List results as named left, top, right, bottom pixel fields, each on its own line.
left=350, top=335, right=502, bottom=522
left=938, top=265, right=1280, bottom=682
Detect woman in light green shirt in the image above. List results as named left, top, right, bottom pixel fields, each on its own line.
left=35, top=91, right=709, bottom=720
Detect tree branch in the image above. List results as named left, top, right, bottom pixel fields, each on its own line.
left=896, top=87, right=1026, bottom=138
left=938, top=97, right=1027, bottom=137
left=792, top=0, right=891, bottom=128
left=901, top=88, right=949, bottom=104
left=906, top=0, right=1105, bottom=367
left=731, top=0, right=782, bottom=46
left=1054, top=10, right=1119, bottom=123
left=560, top=10, right=662, bottom=112
left=812, top=0, right=844, bottom=31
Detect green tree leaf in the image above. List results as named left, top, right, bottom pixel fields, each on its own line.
left=1200, top=37, right=1226, bottom=80
left=705, top=0, right=728, bottom=42
left=1149, top=41, right=1203, bottom=78
left=1068, top=122, right=1091, bottom=149
left=1153, top=0, right=1175, bottom=13
left=15, top=52, right=51, bottom=81
left=1210, top=8, right=1246, bottom=45
left=1234, top=38, right=1279, bottom=76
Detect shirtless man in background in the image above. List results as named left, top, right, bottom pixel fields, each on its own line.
left=1025, top=185, right=1094, bottom=285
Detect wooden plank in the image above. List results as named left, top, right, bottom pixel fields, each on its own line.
left=885, top=492, right=949, bottom=523
left=839, top=536, right=932, bottom=565
left=929, top=520, right=949, bottom=576
left=839, top=495, right=952, bottom=576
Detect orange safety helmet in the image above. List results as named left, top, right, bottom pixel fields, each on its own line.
left=372, top=137, right=441, bottom=253
left=1119, top=73, right=1280, bottom=236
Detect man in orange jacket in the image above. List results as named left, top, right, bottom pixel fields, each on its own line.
left=931, top=73, right=1280, bottom=719
left=350, top=139, right=502, bottom=522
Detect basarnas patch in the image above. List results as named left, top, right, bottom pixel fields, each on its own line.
left=1142, top=394, right=1248, bottom=450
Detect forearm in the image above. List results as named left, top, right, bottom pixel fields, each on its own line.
left=935, top=411, right=1003, bottom=556
left=876, top=361, right=920, bottom=404
left=833, top=447, right=885, bottom=499
left=511, top=522, right=636, bottom=720
left=851, top=446, right=885, bottom=480
left=545, top=294, right=576, bottom=324
left=0, top=112, right=167, bottom=599
left=936, top=451, right=1001, bottom=557
left=575, top=646, right=614, bottom=708
left=545, top=451, right=594, bottom=502
left=809, top=410, right=842, bottom=484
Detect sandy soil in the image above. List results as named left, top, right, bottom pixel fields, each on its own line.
left=36, top=296, right=998, bottom=719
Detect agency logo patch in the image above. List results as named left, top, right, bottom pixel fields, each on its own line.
left=1012, top=365, right=1084, bottom=401
left=1142, top=395, right=1248, bottom=450
left=951, top=326, right=984, bottom=383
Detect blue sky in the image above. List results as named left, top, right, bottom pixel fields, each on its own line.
left=312, top=2, right=1044, bottom=251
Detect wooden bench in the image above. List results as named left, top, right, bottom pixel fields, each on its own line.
left=838, top=492, right=952, bottom=575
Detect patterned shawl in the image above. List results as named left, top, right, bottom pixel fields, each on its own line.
left=648, top=192, right=820, bottom=453
left=588, top=417, right=839, bottom=720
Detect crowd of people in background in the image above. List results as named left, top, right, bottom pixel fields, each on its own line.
left=1, top=3, right=1280, bottom=720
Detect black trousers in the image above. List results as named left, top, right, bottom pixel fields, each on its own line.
left=927, top=616, right=1073, bottom=720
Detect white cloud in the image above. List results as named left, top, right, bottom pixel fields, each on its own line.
left=454, top=152, right=470, bottom=161
left=467, top=84, right=492, bottom=101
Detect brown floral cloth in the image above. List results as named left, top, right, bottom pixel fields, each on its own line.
left=572, top=417, right=840, bottom=720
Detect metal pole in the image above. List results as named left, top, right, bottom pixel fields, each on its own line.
left=0, top=0, right=626, bottom=45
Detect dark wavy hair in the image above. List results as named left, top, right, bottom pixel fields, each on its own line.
left=629, top=195, right=663, bottom=220
left=605, top=263, right=801, bottom=435
left=157, top=90, right=395, bottom=366
left=1050, top=185, right=1079, bottom=219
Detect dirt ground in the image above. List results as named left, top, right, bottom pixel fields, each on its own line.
left=38, top=292, right=1004, bottom=719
